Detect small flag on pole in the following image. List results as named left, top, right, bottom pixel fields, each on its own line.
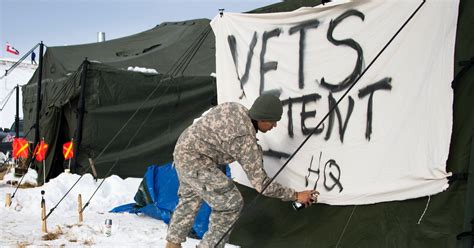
left=34, top=140, right=49, bottom=162
left=13, top=138, right=29, bottom=159
left=6, top=43, right=20, bottom=55
left=63, top=141, right=74, bottom=159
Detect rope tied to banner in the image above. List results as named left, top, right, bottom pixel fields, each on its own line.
left=417, top=195, right=431, bottom=225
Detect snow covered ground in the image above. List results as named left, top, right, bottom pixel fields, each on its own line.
left=0, top=58, right=239, bottom=248
left=0, top=168, right=238, bottom=247
left=0, top=58, right=36, bottom=129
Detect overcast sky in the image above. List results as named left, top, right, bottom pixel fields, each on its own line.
left=0, top=0, right=279, bottom=59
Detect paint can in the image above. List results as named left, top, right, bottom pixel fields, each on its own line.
left=104, top=219, right=112, bottom=236
left=292, top=201, right=305, bottom=211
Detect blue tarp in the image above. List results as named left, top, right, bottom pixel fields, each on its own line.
left=111, top=163, right=230, bottom=238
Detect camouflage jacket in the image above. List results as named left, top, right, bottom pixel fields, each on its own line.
left=174, top=102, right=295, bottom=201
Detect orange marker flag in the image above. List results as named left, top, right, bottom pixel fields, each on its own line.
left=34, top=140, right=49, bottom=162
left=63, top=141, right=74, bottom=160
left=13, top=138, right=29, bottom=159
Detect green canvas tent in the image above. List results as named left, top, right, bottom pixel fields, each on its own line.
left=22, top=19, right=217, bottom=181
left=226, top=1, right=473, bottom=247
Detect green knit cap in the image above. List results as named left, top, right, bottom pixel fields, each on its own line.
left=249, top=94, right=283, bottom=121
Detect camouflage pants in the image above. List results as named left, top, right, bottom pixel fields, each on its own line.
left=166, top=157, right=244, bottom=248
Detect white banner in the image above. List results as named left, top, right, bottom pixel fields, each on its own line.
left=211, top=0, right=459, bottom=205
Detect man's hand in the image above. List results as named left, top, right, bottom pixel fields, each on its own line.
left=295, top=190, right=319, bottom=207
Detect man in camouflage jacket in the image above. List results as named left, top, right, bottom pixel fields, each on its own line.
left=166, top=94, right=317, bottom=248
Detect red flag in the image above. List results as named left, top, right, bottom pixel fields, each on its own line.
left=34, top=140, right=49, bottom=162
left=13, top=138, right=29, bottom=159
left=63, top=141, right=74, bottom=159
left=6, top=43, right=20, bottom=55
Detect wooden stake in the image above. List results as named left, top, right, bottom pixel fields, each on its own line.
left=41, top=199, right=47, bottom=233
left=88, top=158, right=98, bottom=179
left=5, top=193, right=11, bottom=207
left=78, top=194, right=83, bottom=222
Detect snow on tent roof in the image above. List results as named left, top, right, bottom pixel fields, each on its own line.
left=27, top=18, right=215, bottom=84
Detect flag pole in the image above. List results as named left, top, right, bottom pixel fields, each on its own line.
left=65, top=138, right=73, bottom=173
left=41, top=137, right=46, bottom=185
left=43, top=160, right=46, bottom=185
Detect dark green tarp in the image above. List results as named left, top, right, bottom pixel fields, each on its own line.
left=228, top=1, right=474, bottom=247
left=23, top=19, right=216, bottom=180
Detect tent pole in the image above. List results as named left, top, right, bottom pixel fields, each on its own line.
left=15, top=85, right=19, bottom=137
left=72, top=59, right=89, bottom=173
left=34, top=41, right=44, bottom=149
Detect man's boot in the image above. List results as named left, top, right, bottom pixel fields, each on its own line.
left=165, top=241, right=182, bottom=248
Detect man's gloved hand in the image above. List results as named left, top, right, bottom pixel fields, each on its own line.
left=295, top=190, right=319, bottom=207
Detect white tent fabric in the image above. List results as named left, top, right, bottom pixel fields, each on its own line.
left=211, top=0, right=458, bottom=205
